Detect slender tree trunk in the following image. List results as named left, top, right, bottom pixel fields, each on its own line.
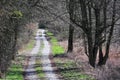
left=98, top=0, right=106, bottom=66
left=99, top=0, right=117, bottom=65
left=83, top=33, right=89, bottom=57
left=103, top=0, right=107, bottom=41
left=98, top=45, right=104, bottom=65
left=67, top=0, right=74, bottom=53
left=12, top=18, right=18, bottom=60
left=87, top=32, right=94, bottom=67
left=90, top=7, right=101, bottom=67
left=67, top=23, right=74, bottom=52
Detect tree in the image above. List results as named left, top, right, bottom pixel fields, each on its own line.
left=0, top=0, right=38, bottom=78
left=67, top=0, right=75, bottom=52
left=67, top=0, right=119, bottom=67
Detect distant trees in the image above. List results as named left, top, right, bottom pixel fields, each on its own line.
left=67, top=0, right=119, bottom=67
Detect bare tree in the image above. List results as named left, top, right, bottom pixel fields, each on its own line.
left=67, top=0, right=119, bottom=67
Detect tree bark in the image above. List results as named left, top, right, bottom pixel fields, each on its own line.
left=67, top=0, right=74, bottom=53
left=67, top=23, right=74, bottom=52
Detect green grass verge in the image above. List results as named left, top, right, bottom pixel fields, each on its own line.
left=47, top=32, right=64, bottom=56
left=46, top=32, right=54, bottom=36
left=5, top=64, right=23, bottom=80
left=0, top=57, right=24, bottom=80
left=25, top=40, right=35, bottom=51
left=54, top=58, right=95, bottom=80
left=0, top=39, right=35, bottom=80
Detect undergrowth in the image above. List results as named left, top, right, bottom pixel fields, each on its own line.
left=54, top=58, right=95, bottom=80
left=25, top=40, right=35, bottom=51
left=0, top=39, right=35, bottom=80
left=0, top=57, right=24, bottom=80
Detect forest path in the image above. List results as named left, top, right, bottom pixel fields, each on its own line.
left=41, top=29, right=59, bottom=80
left=24, top=29, right=59, bottom=80
left=24, top=30, right=41, bottom=80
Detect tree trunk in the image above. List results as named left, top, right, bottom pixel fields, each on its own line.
left=67, top=0, right=74, bottom=53
left=98, top=45, right=104, bottom=66
left=67, top=23, right=74, bottom=52
left=11, top=18, right=18, bottom=60
left=98, top=0, right=117, bottom=65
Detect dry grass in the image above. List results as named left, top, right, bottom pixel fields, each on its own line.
left=59, top=39, right=120, bottom=80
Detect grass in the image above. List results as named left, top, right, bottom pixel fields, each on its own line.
left=5, top=64, right=23, bottom=80
left=35, top=59, right=45, bottom=80
left=54, top=58, right=95, bottom=80
left=19, top=39, right=35, bottom=54
left=25, top=40, right=35, bottom=51
left=46, top=31, right=95, bottom=80
left=0, top=39, right=36, bottom=80
left=47, top=32, right=64, bottom=56
left=0, top=57, right=24, bottom=80
left=46, top=32, right=54, bottom=36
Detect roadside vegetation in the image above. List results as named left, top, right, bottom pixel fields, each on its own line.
left=18, top=35, right=36, bottom=55
left=47, top=32, right=64, bottom=56
left=47, top=31, right=95, bottom=80
left=0, top=39, right=35, bottom=80
left=0, top=57, right=24, bottom=80
left=54, top=57, right=95, bottom=80
left=21, top=40, right=35, bottom=52
left=25, top=40, right=35, bottom=51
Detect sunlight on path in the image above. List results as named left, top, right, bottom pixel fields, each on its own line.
left=41, top=29, right=59, bottom=80
left=24, top=30, right=41, bottom=80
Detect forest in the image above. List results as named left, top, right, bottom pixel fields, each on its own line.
left=0, top=0, right=120, bottom=80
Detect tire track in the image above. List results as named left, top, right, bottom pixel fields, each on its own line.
left=41, top=29, right=59, bottom=80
